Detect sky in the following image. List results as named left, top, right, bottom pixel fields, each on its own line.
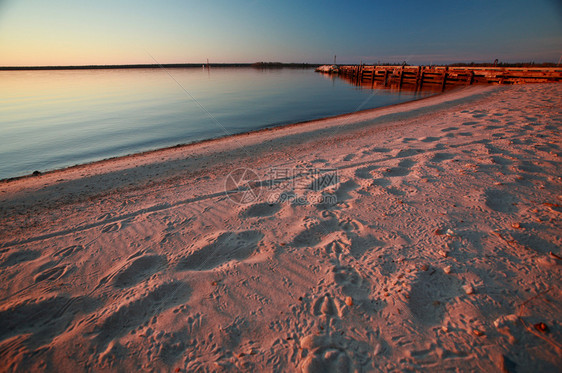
left=0, top=0, right=561, bottom=66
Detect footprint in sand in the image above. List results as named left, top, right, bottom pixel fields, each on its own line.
left=509, top=232, right=559, bottom=255
left=312, top=294, right=341, bottom=318
left=155, top=330, right=190, bottom=365
left=491, top=155, right=513, bottom=166
left=101, top=222, right=120, bottom=233
left=372, top=178, right=391, bottom=187
left=294, top=217, right=362, bottom=248
left=430, top=152, right=455, bottom=163
left=443, top=126, right=460, bottom=131
left=331, top=266, right=365, bottom=297
left=484, top=189, right=519, bottom=213
left=386, top=186, right=405, bottom=196
left=176, top=230, right=264, bottom=271
left=299, top=341, right=354, bottom=373
left=154, top=312, right=201, bottom=364
left=420, top=136, right=441, bottom=143
left=384, top=159, right=415, bottom=177
left=240, top=202, right=281, bottom=218
left=96, top=213, right=112, bottom=221
left=111, top=254, right=167, bottom=288
left=320, top=210, right=338, bottom=219
left=398, top=158, right=416, bottom=168
left=323, top=239, right=350, bottom=260
left=101, top=218, right=132, bottom=234
left=334, top=180, right=359, bottom=201
left=407, top=269, right=462, bottom=325
left=0, top=250, right=41, bottom=268
left=316, top=180, right=359, bottom=210
left=371, top=147, right=391, bottom=153
left=54, top=245, right=83, bottom=258
left=517, top=160, right=545, bottom=174
left=354, top=165, right=379, bottom=179
left=292, top=220, right=337, bottom=247
left=299, top=296, right=366, bottom=370
left=94, top=281, right=191, bottom=348
left=0, top=294, right=96, bottom=346
left=298, top=329, right=364, bottom=373
left=396, top=149, right=423, bottom=158
left=34, top=265, right=68, bottom=283
left=338, top=218, right=363, bottom=233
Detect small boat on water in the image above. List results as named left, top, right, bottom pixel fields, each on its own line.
left=315, top=64, right=339, bottom=74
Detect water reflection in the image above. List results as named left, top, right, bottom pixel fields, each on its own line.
left=321, top=71, right=451, bottom=93
left=0, top=68, right=434, bottom=179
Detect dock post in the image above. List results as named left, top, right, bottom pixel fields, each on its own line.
left=441, top=67, right=448, bottom=91
left=399, top=66, right=404, bottom=88
left=467, top=70, right=474, bottom=85
left=359, top=65, right=364, bottom=84
left=384, top=69, right=389, bottom=87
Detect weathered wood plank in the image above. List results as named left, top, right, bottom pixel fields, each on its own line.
left=325, top=65, right=562, bottom=90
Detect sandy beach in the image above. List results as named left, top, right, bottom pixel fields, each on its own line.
left=1, top=83, right=561, bottom=371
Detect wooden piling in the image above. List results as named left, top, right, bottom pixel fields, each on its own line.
left=415, top=66, right=422, bottom=91
left=467, top=70, right=474, bottom=85
left=383, top=69, right=389, bottom=87
left=441, top=71, right=448, bottom=91
left=330, top=65, right=562, bottom=91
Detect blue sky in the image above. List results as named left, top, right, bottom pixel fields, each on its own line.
left=0, top=0, right=560, bottom=66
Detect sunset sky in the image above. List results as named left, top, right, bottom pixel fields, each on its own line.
left=0, top=0, right=560, bottom=66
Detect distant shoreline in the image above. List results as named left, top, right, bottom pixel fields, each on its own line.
left=0, top=62, right=321, bottom=71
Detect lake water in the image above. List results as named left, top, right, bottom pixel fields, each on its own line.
left=0, top=68, right=433, bottom=179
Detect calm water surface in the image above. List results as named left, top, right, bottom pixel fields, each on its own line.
left=0, top=68, right=433, bottom=179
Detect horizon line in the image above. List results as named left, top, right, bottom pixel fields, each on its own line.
left=1, top=60, right=559, bottom=71
left=0, top=62, right=322, bottom=71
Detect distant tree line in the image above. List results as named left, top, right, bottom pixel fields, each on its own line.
left=448, top=61, right=559, bottom=67
left=251, top=62, right=321, bottom=68
left=343, top=61, right=560, bottom=67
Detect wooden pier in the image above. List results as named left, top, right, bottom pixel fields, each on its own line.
left=328, top=65, right=562, bottom=91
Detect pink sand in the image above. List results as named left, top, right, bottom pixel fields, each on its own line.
left=1, top=83, right=561, bottom=372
